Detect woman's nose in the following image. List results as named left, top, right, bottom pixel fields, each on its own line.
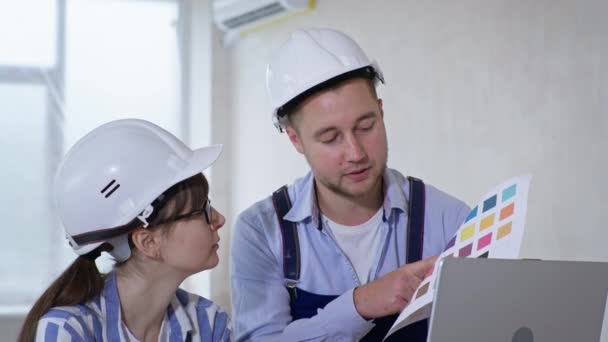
left=211, top=207, right=225, bottom=230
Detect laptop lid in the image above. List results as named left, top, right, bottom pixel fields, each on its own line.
left=427, top=258, right=608, bottom=342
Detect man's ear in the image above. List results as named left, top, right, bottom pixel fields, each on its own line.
left=286, top=125, right=305, bottom=154
left=130, top=228, right=162, bottom=260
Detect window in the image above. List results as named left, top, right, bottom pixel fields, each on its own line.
left=64, top=0, right=182, bottom=144
left=0, top=1, right=57, bottom=67
left=0, top=0, right=191, bottom=313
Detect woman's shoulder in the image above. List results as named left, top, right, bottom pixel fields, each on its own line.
left=37, top=305, right=96, bottom=339
left=39, top=304, right=91, bottom=322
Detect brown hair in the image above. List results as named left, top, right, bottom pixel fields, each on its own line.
left=18, top=173, right=209, bottom=341
left=287, top=77, right=378, bottom=131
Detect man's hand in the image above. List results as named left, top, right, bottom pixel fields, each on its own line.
left=353, top=255, right=438, bottom=319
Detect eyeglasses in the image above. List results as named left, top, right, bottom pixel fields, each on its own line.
left=165, top=198, right=213, bottom=225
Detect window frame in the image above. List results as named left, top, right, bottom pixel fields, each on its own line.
left=0, top=0, right=192, bottom=314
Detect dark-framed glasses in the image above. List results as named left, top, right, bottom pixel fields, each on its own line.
left=169, top=198, right=213, bottom=225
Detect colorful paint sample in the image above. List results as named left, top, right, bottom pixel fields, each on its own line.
left=459, top=243, right=473, bottom=257
left=387, top=177, right=530, bottom=338
left=483, top=195, right=497, bottom=212
left=500, top=203, right=515, bottom=220
left=497, top=222, right=512, bottom=239
left=477, top=232, right=492, bottom=250
left=416, top=282, right=430, bottom=299
left=460, top=224, right=476, bottom=242
left=502, top=184, right=517, bottom=201
left=479, top=214, right=495, bottom=231
left=464, top=206, right=478, bottom=223
left=444, top=236, right=456, bottom=251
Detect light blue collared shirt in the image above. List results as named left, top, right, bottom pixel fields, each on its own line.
left=36, top=271, right=232, bottom=341
left=230, top=168, right=470, bottom=341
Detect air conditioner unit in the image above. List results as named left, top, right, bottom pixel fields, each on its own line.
left=213, top=0, right=316, bottom=45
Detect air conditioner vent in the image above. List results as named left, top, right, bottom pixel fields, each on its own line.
left=222, top=2, right=286, bottom=29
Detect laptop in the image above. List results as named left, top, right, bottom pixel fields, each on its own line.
left=427, top=258, right=608, bottom=342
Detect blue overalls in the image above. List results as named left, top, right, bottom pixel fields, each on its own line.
left=272, top=177, right=428, bottom=342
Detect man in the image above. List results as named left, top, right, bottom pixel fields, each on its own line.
left=230, top=28, right=470, bottom=341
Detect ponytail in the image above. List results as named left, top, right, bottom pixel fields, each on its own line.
left=18, top=255, right=105, bottom=341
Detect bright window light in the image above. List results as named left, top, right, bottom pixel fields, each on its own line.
left=0, top=1, right=57, bottom=67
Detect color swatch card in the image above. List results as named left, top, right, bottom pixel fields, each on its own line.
left=385, top=176, right=531, bottom=339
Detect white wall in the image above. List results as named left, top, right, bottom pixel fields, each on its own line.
left=210, top=0, right=608, bottom=307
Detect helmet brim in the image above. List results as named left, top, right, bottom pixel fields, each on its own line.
left=172, top=144, right=223, bottom=185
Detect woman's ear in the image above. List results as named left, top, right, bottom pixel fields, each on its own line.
left=130, top=228, right=163, bottom=260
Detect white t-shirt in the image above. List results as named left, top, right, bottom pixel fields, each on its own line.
left=323, top=208, right=383, bottom=285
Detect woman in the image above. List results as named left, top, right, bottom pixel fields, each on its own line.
left=19, top=119, right=231, bottom=341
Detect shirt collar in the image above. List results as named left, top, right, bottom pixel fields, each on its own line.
left=382, top=168, right=408, bottom=217
left=103, top=271, right=193, bottom=340
left=283, top=171, right=319, bottom=226
left=283, top=168, right=409, bottom=227
left=166, top=291, right=194, bottom=338
left=103, top=271, right=121, bottom=308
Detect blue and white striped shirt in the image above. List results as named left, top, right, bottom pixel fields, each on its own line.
left=36, top=272, right=232, bottom=341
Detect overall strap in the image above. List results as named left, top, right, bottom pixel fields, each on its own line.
left=406, top=176, right=426, bottom=263
left=361, top=177, right=429, bottom=342
left=381, top=175, right=428, bottom=342
left=272, top=185, right=300, bottom=301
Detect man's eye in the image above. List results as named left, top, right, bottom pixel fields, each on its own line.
left=358, top=120, right=375, bottom=131
left=321, top=135, right=337, bottom=144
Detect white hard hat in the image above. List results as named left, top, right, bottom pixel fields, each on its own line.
left=266, top=28, right=384, bottom=130
left=53, top=119, right=222, bottom=261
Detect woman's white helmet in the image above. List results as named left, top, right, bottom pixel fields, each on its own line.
left=53, top=119, right=222, bottom=261
left=266, top=27, right=384, bottom=131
